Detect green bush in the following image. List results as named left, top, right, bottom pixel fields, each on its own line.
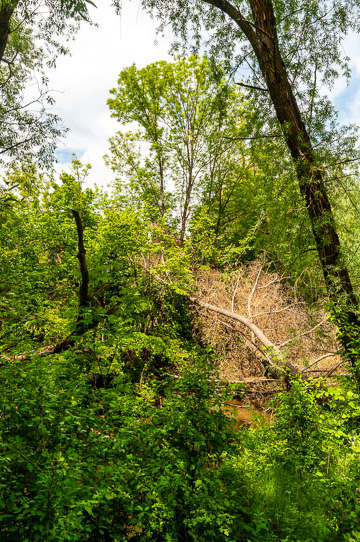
left=0, top=354, right=241, bottom=541
left=2, top=355, right=360, bottom=542
left=219, top=377, right=360, bottom=542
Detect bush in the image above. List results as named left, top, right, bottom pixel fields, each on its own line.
left=0, top=354, right=240, bottom=541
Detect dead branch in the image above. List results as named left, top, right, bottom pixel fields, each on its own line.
left=278, top=319, right=326, bottom=347
left=231, top=271, right=243, bottom=312
left=301, top=352, right=341, bottom=373
left=249, top=302, right=305, bottom=319
left=217, top=318, right=273, bottom=366
left=191, top=297, right=285, bottom=361
left=248, top=264, right=262, bottom=341
left=326, top=360, right=344, bottom=377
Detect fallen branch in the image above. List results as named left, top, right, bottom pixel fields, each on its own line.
left=192, top=297, right=284, bottom=359
left=217, top=318, right=273, bottom=366
left=249, top=302, right=306, bottom=319
left=301, top=352, right=341, bottom=373
left=326, top=360, right=344, bottom=377
left=192, top=298, right=309, bottom=386
left=279, top=319, right=326, bottom=347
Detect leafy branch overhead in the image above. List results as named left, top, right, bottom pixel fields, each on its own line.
left=0, top=0, right=96, bottom=164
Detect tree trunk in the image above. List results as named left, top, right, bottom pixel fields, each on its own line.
left=203, top=0, right=360, bottom=381
left=0, top=4, right=15, bottom=63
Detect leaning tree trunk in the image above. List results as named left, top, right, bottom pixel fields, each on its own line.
left=203, top=0, right=360, bottom=381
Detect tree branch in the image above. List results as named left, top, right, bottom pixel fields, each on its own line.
left=72, top=209, right=89, bottom=307
left=191, top=297, right=284, bottom=360
left=301, top=352, right=341, bottom=373
left=235, top=81, right=268, bottom=92
left=278, top=319, right=326, bottom=347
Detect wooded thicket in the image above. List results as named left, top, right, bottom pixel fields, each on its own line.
left=1, top=1, right=360, bottom=541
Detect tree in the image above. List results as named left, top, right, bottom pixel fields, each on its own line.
left=128, top=0, right=360, bottom=380
left=107, top=56, right=259, bottom=246
left=0, top=0, right=96, bottom=64
left=0, top=0, right=96, bottom=164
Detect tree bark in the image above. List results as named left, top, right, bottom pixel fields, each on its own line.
left=0, top=3, right=15, bottom=64
left=202, top=0, right=360, bottom=381
left=72, top=209, right=89, bottom=307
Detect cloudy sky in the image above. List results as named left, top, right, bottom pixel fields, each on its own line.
left=48, top=1, right=360, bottom=189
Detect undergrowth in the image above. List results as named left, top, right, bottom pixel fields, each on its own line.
left=1, top=354, right=360, bottom=541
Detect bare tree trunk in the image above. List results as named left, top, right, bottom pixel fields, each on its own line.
left=180, top=184, right=192, bottom=246
left=202, top=0, right=360, bottom=380
left=159, top=157, right=166, bottom=217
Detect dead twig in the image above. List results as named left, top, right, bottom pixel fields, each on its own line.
left=301, top=352, right=341, bottom=373
left=279, top=319, right=326, bottom=347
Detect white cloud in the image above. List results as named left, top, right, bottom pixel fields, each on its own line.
left=328, top=32, right=360, bottom=128
left=49, top=1, right=172, bottom=188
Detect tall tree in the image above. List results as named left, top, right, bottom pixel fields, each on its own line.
left=128, top=0, right=360, bottom=378
left=107, top=56, right=256, bottom=246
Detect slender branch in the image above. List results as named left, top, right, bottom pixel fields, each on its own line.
left=231, top=272, right=243, bottom=312
left=217, top=318, right=273, bottom=366
left=235, top=81, right=268, bottom=92
left=72, top=210, right=89, bottom=307
left=249, top=303, right=306, bottom=319
left=301, top=351, right=341, bottom=373
left=257, top=276, right=292, bottom=289
left=223, top=133, right=282, bottom=141
left=248, top=264, right=262, bottom=319
left=326, top=360, right=344, bottom=377
left=279, top=319, right=326, bottom=347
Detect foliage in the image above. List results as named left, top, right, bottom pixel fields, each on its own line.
left=1, top=153, right=360, bottom=541
left=0, top=352, right=241, bottom=541
left=0, top=0, right=96, bottom=165
left=129, top=0, right=360, bottom=306
left=2, top=1, right=360, bottom=531
left=106, top=56, right=265, bottom=248
left=219, top=378, right=360, bottom=542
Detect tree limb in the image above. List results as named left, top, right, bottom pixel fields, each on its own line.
left=278, top=319, right=326, bottom=347
left=72, top=209, right=89, bottom=307
left=235, top=81, right=268, bottom=92
left=301, top=351, right=341, bottom=373
left=191, top=297, right=284, bottom=360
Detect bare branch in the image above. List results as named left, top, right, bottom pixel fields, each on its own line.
left=301, top=351, right=341, bottom=373
left=217, top=317, right=273, bottom=366
left=248, top=264, right=262, bottom=318
left=279, top=318, right=326, bottom=347
left=191, top=297, right=285, bottom=362
left=231, top=271, right=243, bottom=312
left=326, top=360, right=344, bottom=377
left=235, top=81, right=268, bottom=92
left=249, top=302, right=306, bottom=319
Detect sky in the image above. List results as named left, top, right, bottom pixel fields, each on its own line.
left=47, top=1, right=360, bottom=189
left=48, top=0, right=172, bottom=188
